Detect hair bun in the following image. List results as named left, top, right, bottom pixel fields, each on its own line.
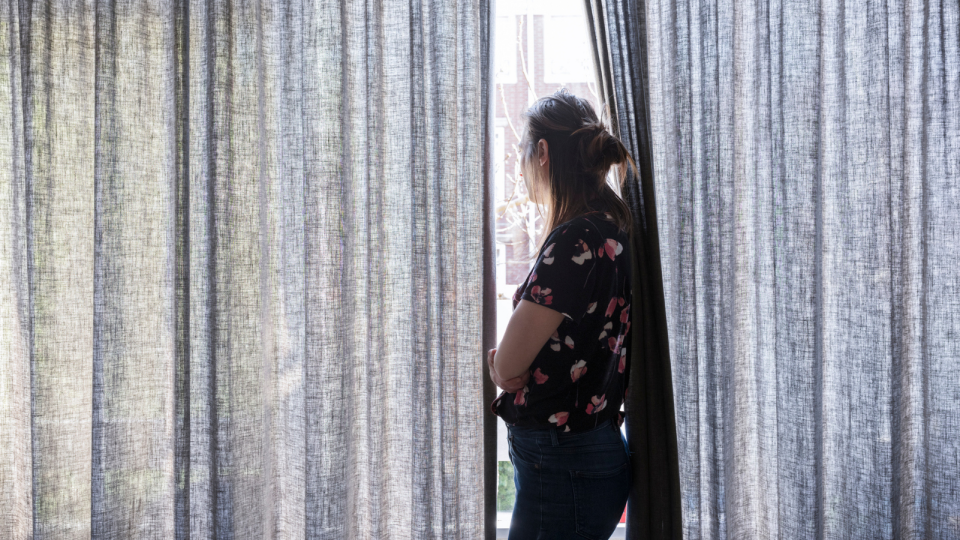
left=574, top=122, right=628, bottom=178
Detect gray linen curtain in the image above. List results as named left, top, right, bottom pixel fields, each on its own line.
left=0, top=1, right=489, bottom=538
left=639, top=0, right=960, bottom=538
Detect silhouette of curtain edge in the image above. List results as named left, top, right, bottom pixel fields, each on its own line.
left=482, top=3, right=498, bottom=540
left=584, top=1, right=684, bottom=539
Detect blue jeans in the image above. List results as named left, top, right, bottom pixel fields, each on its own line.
left=507, top=420, right=631, bottom=540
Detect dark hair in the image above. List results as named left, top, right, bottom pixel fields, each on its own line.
left=520, top=89, right=635, bottom=246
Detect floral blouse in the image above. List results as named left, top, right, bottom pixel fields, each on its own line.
left=491, top=211, right=632, bottom=433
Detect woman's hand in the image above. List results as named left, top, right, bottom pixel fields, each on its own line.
left=487, top=348, right=530, bottom=392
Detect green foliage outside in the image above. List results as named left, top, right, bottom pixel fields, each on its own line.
left=497, top=461, right=516, bottom=512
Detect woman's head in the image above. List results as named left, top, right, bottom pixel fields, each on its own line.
left=519, top=89, right=635, bottom=242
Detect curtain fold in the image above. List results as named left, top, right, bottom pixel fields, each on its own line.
left=638, top=0, right=960, bottom=537
left=585, top=1, right=683, bottom=539
left=1, top=1, right=489, bottom=538
left=480, top=4, right=498, bottom=540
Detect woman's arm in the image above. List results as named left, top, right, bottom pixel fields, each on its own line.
left=493, top=299, right=565, bottom=380
left=486, top=348, right=529, bottom=392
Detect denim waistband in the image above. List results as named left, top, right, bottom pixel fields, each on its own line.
left=507, top=419, right=619, bottom=447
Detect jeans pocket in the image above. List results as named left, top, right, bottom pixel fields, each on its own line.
left=571, top=461, right=630, bottom=540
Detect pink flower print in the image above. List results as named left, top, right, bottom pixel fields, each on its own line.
left=586, top=302, right=597, bottom=314
left=548, top=412, right=570, bottom=426
left=598, top=321, right=613, bottom=340
left=585, top=394, right=607, bottom=415
left=550, top=342, right=561, bottom=351
left=570, top=360, right=588, bottom=382
left=529, top=285, right=553, bottom=305
left=620, top=304, right=630, bottom=323
left=605, top=298, right=618, bottom=317
left=550, top=331, right=561, bottom=351
left=618, top=348, right=627, bottom=373
left=601, top=239, right=624, bottom=260
left=530, top=272, right=537, bottom=283
left=514, top=385, right=529, bottom=406
left=608, top=334, right=623, bottom=354
left=543, top=243, right=556, bottom=265
left=572, top=240, right=593, bottom=265
left=533, top=368, right=549, bottom=384
left=564, top=336, right=575, bottom=349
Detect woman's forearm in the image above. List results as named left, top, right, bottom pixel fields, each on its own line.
left=494, top=300, right=565, bottom=380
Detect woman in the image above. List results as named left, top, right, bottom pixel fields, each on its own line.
left=489, top=89, right=635, bottom=540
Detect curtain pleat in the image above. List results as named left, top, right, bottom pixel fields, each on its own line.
left=1, top=1, right=489, bottom=538
left=1, top=2, right=33, bottom=538
left=480, top=3, right=498, bottom=540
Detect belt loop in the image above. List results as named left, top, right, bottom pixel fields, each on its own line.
left=550, top=427, right=559, bottom=446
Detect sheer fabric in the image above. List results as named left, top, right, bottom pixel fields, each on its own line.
left=641, top=0, right=960, bottom=537
left=0, top=1, right=489, bottom=538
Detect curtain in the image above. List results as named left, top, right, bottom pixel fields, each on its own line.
left=638, top=0, right=960, bottom=537
left=0, top=1, right=489, bottom=538
left=481, top=5, right=497, bottom=540
left=585, top=1, right=683, bottom=539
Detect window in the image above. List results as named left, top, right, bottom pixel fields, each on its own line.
left=495, top=16, right=518, bottom=85
left=543, top=15, right=594, bottom=84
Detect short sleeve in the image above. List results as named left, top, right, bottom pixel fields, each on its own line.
left=519, top=219, right=601, bottom=322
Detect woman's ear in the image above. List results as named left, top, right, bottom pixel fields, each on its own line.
left=538, top=139, right=549, bottom=168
